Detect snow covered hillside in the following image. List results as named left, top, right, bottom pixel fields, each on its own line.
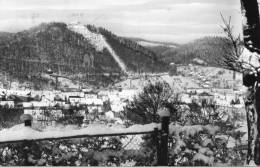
left=68, top=22, right=127, bottom=72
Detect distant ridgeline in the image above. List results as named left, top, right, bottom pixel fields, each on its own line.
left=135, top=36, right=229, bottom=67
left=0, top=22, right=167, bottom=88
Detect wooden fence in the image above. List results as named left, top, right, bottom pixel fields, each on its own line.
left=0, top=114, right=170, bottom=166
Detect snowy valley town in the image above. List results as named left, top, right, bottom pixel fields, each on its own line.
left=0, top=0, right=260, bottom=166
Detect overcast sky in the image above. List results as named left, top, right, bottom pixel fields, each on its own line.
left=0, top=0, right=242, bottom=43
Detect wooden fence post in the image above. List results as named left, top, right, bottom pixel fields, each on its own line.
left=161, top=116, right=170, bottom=166
left=158, top=109, right=170, bottom=166
left=20, top=114, right=33, bottom=165
left=153, top=127, right=160, bottom=165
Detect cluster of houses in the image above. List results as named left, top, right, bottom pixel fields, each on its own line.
left=0, top=87, right=137, bottom=126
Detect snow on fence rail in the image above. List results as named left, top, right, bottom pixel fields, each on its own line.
left=0, top=123, right=160, bottom=144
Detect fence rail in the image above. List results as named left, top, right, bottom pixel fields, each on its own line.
left=0, top=130, right=156, bottom=145
left=0, top=122, right=159, bottom=142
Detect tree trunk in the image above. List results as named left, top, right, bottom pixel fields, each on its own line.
left=244, top=86, right=260, bottom=165
left=240, top=0, right=260, bottom=164
left=254, top=86, right=260, bottom=164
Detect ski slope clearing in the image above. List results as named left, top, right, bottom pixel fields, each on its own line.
left=67, top=22, right=127, bottom=72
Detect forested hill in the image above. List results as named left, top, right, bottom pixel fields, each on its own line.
left=136, top=36, right=228, bottom=67
left=0, top=22, right=167, bottom=87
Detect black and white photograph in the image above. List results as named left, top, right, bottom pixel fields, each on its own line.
left=0, top=0, right=259, bottom=166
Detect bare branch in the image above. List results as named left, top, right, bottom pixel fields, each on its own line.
left=219, top=13, right=245, bottom=72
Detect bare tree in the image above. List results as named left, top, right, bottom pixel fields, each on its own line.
left=124, top=81, right=176, bottom=124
